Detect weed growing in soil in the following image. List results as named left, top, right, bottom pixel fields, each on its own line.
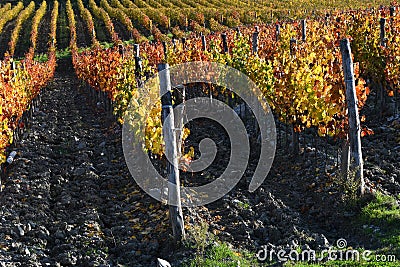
left=335, top=167, right=361, bottom=204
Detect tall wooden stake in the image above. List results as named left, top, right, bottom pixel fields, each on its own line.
left=162, top=41, right=167, bottom=61
left=133, top=44, right=142, bottom=85
left=201, top=34, right=206, bottom=51
left=158, top=63, right=185, bottom=241
left=252, top=27, right=259, bottom=54
left=221, top=33, right=228, bottom=53
left=380, top=18, right=386, bottom=47
left=301, top=19, right=307, bottom=41
left=276, top=24, right=280, bottom=41
left=340, top=38, right=365, bottom=195
left=181, top=37, right=186, bottom=50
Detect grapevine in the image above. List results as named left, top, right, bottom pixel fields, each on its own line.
left=8, top=1, right=35, bottom=57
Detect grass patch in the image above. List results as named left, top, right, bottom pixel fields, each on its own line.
left=358, top=192, right=400, bottom=257
left=186, top=243, right=256, bottom=267
left=285, top=261, right=399, bottom=266
left=183, top=218, right=256, bottom=266
left=34, top=53, right=48, bottom=63
left=56, top=48, right=71, bottom=59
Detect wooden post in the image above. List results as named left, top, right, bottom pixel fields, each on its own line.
left=390, top=6, right=395, bottom=17
left=184, top=17, right=188, bottom=32
left=158, top=63, right=185, bottom=241
left=291, top=126, right=300, bottom=155
left=221, top=33, right=228, bottom=53
left=379, top=18, right=388, bottom=109
left=172, top=38, right=176, bottom=50
left=162, top=41, right=167, bottom=60
left=201, top=34, right=206, bottom=51
left=252, top=28, right=259, bottom=54
left=133, top=44, right=142, bottom=85
left=181, top=37, right=186, bottom=50
left=10, top=61, right=16, bottom=78
left=290, top=38, right=297, bottom=56
left=118, top=44, right=124, bottom=57
left=133, top=44, right=140, bottom=58
left=0, top=166, right=2, bottom=192
left=236, top=27, right=241, bottom=37
left=289, top=38, right=299, bottom=155
left=390, top=7, right=396, bottom=33
left=276, top=24, right=280, bottom=41
left=340, top=38, right=365, bottom=195
left=380, top=18, right=386, bottom=47
left=301, top=19, right=306, bottom=41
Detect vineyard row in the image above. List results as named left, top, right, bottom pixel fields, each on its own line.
left=0, top=0, right=59, bottom=164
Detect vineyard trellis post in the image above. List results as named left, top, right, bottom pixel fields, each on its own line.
left=118, top=44, right=124, bottom=58
left=290, top=38, right=300, bottom=155
left=236, top=27, right=241, bottom=37
left=252, top=26, right=260, bottom=136
left=390, top=6, right=396, bottom=17
left=162, top=41, right=167, bottom=60
left=390, top=6, right=396, bottom=36
left=252, top=27, right=259, bottom=54
left=172, top=38, right=176, bottom=51
left=134, top=43, right=140, bottom=58
left=158, top=63, right=185, bottom=242
left=181, top=37, right=186, bottom=50
left=340, top=38, right=365, bottom=195
left=290, top=38, right=297, bottom=55
left=117, top=45, right=125, bottom=114
left=276, top=24, right=280, bottom=41
left=201, top=34, right=206, bottom=51
left=379, top=18, right=388, bottom=112
left=380, top=18, right=386, bottom=47
left=390, top=6, right=396, bottom=27
left=392, top=7, right=399, bottom=115
left=325, top=13, right=330, bottom=26
left=0, top=165, right=2, bottom=192
left=221, top=33, right=228, bottom=53
left=10, top=61, right=16, bottom=78
left=301, top=19, right=307, bottom=41
left=133, top=44, right=142, bottom=84
left=184, top=16, right=188, bottom=32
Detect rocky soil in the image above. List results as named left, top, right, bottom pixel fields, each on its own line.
left=0, top=60, right=399, bottom=266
